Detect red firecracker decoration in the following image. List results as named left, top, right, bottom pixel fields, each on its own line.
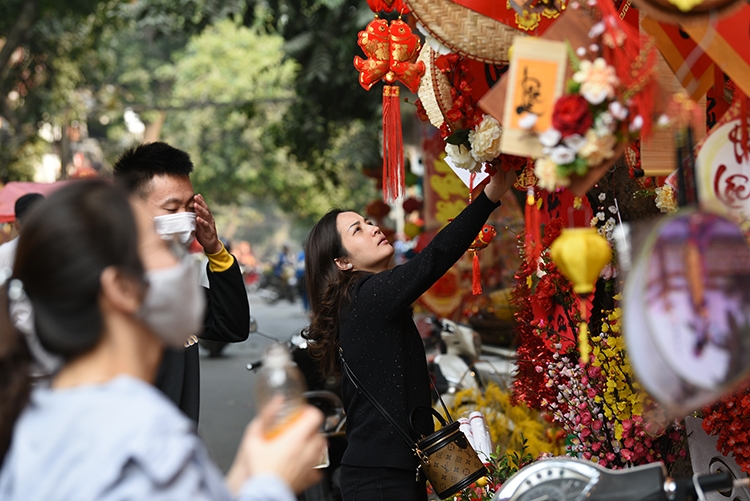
left=354, top=16, right=425, bottom=202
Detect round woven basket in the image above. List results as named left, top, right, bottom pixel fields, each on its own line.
left=406, top=0, right=522, bottom=64
left=633, top=0, right=744, bottom=24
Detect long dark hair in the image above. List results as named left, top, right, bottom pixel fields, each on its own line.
left=0, top=179, right=143, bottom=466
left=302, top=209, right=366, bottom=378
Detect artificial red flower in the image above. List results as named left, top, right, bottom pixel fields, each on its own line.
left=552, top=95, right=594, bottom=137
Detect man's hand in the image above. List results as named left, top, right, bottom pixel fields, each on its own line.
left=194, top=194, right=222, bottom=255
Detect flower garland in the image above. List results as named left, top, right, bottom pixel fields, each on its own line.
left=445, top=383, right=564, bottom=501
left=533, top=54, right=638, bottom=192
left=510, top=205, right=687, bottom=469
left=528, top=0, right=659, bottom=192
left=702, top=386, right=750, bottom=473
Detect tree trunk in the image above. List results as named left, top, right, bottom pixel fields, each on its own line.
left=143, top=110, right=166, bottom=143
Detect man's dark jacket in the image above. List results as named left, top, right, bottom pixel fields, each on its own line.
left=154, top=257, right=249, bottom=421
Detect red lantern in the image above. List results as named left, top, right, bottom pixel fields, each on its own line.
left=365, top=199, right=391, bottom=219
left=402, top=196, right=423, bottom=214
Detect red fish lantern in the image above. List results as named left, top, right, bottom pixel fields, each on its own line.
left=469, top=223, right=497, bottom=295
left=354, top=15, right=425, bottom=202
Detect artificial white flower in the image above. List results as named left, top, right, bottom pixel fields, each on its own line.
left=549, top=145, right=576, bottom=165
left=518, top=113, right=538, bottom=130
left=629, top=115, right=644, bottom=133
left=600, top=263, right=617, bottom=280
left=602, top=23, right=626, bottom=49
left=608, top=101, right=628, bottom=121
left=597, top=192, right=607, bottom=202
left=608, top=205, right=617, bottom=214
left=534, top=156, right=569, bottom=192
left=539, top=128, right=562, bottom=148
left=573, top=58, right=619, bottom=105
left=578, top=129, right=616, bottom=167
left=469, top=115, right=503, bottom=163
left=594, top=111, right=616, bottom=135
left=445, top=143, right=481, bottom=172
left=563, top=134, right=587, bottom=152
left=588, top=22, right=606, bottom=38
left=597, top=211, right=606, bottom=221
left=656, top=114, right=671, bottom=128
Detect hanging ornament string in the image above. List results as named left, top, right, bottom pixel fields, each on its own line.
left=597, top=0, right=658, bottom=139
left=353, top=10, right=424, bottom=202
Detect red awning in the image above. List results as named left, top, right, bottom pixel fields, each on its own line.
left=0, top=181, right=70, bottom=223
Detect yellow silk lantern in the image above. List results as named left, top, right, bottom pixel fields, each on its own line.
left=550, top=228, right=612, bottom=363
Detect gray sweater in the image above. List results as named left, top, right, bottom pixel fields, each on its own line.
left=0, top=375, right=294, bottom=501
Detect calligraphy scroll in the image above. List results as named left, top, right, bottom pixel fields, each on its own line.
left=498, top=36, right=568, bottom=158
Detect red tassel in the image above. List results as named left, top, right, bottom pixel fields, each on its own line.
left=524, top=186, right=541, bottom=265
left=472, top=251, right=482, bottom=295
left=382, top=85, right=405, bottom=202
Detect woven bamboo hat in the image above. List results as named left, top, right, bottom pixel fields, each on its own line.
left=406, top=0, right=522, bottom=63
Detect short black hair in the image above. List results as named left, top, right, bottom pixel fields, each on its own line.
left=14, top=193, right=44, bottom=223
left=112, top=142, right=193, bottom=197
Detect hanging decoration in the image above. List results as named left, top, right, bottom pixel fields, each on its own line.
left=478, top=3, right=660, bottom=195
left=549, top=228, right=612, bottom=363
left=353, top=7, right=425, bottom=202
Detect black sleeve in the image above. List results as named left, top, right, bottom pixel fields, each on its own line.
left=199, top=256, right=250, bottom=342
left=354, top=191, right=501, bottom=316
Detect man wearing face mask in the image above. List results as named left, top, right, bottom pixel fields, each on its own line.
left=113, top=142, right=250, bottom=422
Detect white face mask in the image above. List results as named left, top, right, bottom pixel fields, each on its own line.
left=153, top=212, right=196, bottom=245
left=138, top=256, right=206, bottom=347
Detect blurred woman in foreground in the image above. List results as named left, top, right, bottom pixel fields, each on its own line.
left=0, top=180, right=325, bottom=500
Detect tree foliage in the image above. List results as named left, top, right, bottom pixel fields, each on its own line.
left=253, top=0, right=383, bottom=184
left=1, top=0, right=381, bottom=219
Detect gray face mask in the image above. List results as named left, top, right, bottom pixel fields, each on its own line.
left=138, top=256, right=206, bottom=347
left=153, top=212, right=196, bottom=245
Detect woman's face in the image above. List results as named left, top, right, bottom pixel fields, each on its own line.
left=335, top=211, right=393, bottom=273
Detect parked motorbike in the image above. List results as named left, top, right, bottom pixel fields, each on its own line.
left=493, top=456, right=741, bottom=501
left=257, top=269, right=297, bottom=304
left=247, top=333, right=345, bottom=501
left=417, top=314, right=515, bottom=408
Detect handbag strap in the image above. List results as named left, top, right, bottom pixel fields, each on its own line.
left=338, top=348, right=419, bottom=452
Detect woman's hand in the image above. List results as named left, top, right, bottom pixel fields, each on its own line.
left=483, top=167, right=518, bottom=204
left=226, top=401, right=326, bottom=495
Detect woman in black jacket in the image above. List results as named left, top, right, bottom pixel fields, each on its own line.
left=303, top=169, right=516, bottom=501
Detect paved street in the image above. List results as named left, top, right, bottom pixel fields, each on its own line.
left=197, top=291, right=310, bottom=473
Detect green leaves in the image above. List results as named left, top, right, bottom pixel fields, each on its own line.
left=445, top=129, right=471, bottom=147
